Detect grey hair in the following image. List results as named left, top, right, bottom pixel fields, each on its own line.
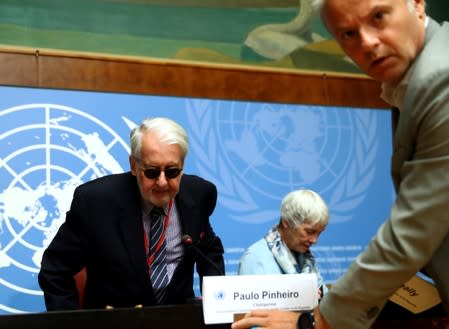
left=130, top=117, right=189, bottom=160
left=279, top=189, right=329, bottom=228
left=313, top=0, right=419, bottom=14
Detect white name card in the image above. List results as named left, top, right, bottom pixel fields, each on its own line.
left=389, top=274, right=441, bottom=314
left=202, top=273, right=318, bottom=324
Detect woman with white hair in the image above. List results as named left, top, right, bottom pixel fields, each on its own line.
left=238, top=189, right=329, bottom=296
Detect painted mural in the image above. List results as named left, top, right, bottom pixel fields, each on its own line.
left=0, top=0, right=447, bottom=75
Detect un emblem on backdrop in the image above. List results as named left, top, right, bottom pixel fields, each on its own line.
left=0, top=104, right=130, bottom=313
left=186, top=100, right=377, bottom=224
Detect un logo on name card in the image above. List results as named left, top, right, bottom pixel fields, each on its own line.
left=214, top=290, right=225, bottom=301
left=186, top=100, right=377, bottom=224
left=0, top=104, right=131, bottom=314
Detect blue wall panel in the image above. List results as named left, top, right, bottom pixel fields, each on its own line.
left=0, top=86, right=394, bottom=313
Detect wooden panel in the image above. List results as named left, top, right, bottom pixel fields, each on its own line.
left=0, top=47, right=389, bottom=108
left=0, top=50, right=38, bottom=87
left=324, top=74, right=386, bottom=108
left=37, top=54, right=331, bottom=105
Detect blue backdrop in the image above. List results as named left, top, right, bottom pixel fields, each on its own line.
left=0, top=85, right=394, bottom=314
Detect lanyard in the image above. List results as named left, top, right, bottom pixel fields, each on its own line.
left=143, top=199, right=173, bottom=266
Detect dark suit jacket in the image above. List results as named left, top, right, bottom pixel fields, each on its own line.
left=38, top=172, right=225, bottom=310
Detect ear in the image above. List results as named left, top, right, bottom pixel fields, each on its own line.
left=281, top=219, right=290, bottom=229
left=413, top=0, right=426, bottom=20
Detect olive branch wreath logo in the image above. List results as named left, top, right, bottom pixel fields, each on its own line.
left=186, top=100, right=377, bottom=224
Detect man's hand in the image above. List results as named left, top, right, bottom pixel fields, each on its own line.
left=231, top=309, right=299, bottom=329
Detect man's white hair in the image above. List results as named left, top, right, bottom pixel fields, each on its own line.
left=313, top=0, right=419, bottom=14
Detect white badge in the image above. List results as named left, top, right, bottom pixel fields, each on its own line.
left=202, top=273, right=318, bottom=324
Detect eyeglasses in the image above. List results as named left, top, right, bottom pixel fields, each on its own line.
left=139, top=166, right=183, bottom=180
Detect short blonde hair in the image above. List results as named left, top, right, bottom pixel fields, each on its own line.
left=314, top=0, right=422, bottom=14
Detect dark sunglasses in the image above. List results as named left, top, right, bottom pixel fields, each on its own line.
left=140, top=167, right=182, bottom=180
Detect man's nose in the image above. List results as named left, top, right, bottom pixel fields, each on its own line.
left=309, top=234, right=318, bottom=244
left=360, top=27, right=380, bottom=52
left=156, top=172, right=168, bottom=186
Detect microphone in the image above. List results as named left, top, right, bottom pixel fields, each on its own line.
left=182, top=234, right=224, bottom=276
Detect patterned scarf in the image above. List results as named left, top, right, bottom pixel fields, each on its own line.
left=264, top=225, right=318, bottom=275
